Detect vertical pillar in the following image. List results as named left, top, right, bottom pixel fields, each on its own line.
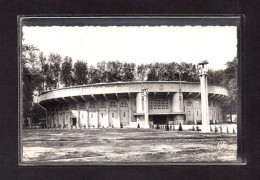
left=172, top=92, right=184, bottom=112
left=143, top=90, right=149, bottom=128
left=117, top=103, right=121, bottom=128
left=87, top=110, right=89, bottom=128
left=105, top=109, right=108, bottom=128
left=193, top=105, right=196, bottom=124
left=69, top=108, right=72, bottom=129
left=77, top=105, right=80, bottom=129
left=62, top=111, right=65, bottom=129
left=96, top=109, right=99, bottom=128
left=199, top=64, right=210, bottom=132
left=128, top=99, right=132, bottom=125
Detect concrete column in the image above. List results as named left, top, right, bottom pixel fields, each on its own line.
left=87, top=110, right=89, bottom=128
left=56, top=110, right=59, bottom=128
left=117, top=104, right=121, bottom=128
left=172, top=92, right=184, bottom=112
left=200, top=73, right=210, bottom=132
left=96, top=109, right=99, bottom=128
left=136, top=93, right=143, bottom=113
left=129, top=99, right=132, bottom=125
left=143, top=91, right=149, bottom=128
left=69, top=110, right=72, bottom=129
left=77, top=106, right=80, bottom=129
left=51, top=111, right=54, bottom=128
left=62, top=111, right=65, bottom=129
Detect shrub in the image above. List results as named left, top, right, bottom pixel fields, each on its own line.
left=137, top=123, right=140, bottom=128
left=178, top=123, right=183, bottom=131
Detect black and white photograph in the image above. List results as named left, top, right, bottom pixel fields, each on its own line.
left=19, top=16, right=241, bottom=165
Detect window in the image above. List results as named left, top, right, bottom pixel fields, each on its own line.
left=71, top=103, right=77, bottom=110
left=112, top=113, right=114, bottom=118
left=109, top=101, right=117, bottom=108
left=149, top=97, right=169, bottom=110
left=101, top=113, right=103, bottom=118
left=64, top=104, right=69, bottom=110
left=99, top=102, right=106, bottom=108
left=187, top=100, right=192, bottom=106
left=120, top=100, right=128, bottom=107
left=80, top=102, right=86, bottom=109
left=197, top=111, right=199, bottom=116
left=123, top=112, right=125, bottom=117
left=89, top=102, right=95, bottom=109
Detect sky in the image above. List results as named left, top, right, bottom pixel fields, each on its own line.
left=22, top=26, right=237, bottom=70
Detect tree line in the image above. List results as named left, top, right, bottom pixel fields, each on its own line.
left=22, top=44, right=237, bottom=125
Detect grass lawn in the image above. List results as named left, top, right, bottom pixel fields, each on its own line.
left=21, top=128, right=237, bottom=164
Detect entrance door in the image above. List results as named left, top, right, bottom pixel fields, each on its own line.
left=109, top=111, right=117, bottom=126
left=153, top=115, right=166, bottom=125
left=72, top=118, right=77, bottom=126
left=120, top=110, right=129, bottom=126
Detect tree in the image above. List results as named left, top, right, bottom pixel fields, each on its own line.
left=21, top=44, right=44, bottom=127
left=221, top=57, right=238, bottom=122
left=176, top=62, right=199, bottom=82
left=96, top=61, right=107, bottom=83
left=121, top=63, right=136, bottom=81
left=88, top=65, right=101, bottom=84
left=45, top=64, right=56, bottom=90
left=60, top=56, right=74, bottom=87
left=147, top=63, right=160, bottom=81
left=106, top=61, right=123, bottom=82
left=207, top=69, right=225, bottom=86
left=136, top=64, right=148, bottom=81
left=38, top=52, right=48, bottom=91
left=48, top=53, right=62, bottom=89
left=73, top=60, right=88, bottom=85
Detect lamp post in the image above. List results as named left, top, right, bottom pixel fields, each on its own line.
left=198, top=60, right=210, bottom=132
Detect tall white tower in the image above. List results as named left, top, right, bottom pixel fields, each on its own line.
left=198, top=60, right=210, bottom=132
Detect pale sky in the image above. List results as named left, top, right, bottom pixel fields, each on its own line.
left=22, top=26, right=237, bottom=70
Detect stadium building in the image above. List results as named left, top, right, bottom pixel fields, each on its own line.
left=38, top=81, right=228, bottom=129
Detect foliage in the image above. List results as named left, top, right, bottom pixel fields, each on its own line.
left=121, top=63, right=136, bottom=81
left=73, top=60, right=88, bottom=85
left=221, top=57, right=238, bottom=121
left=60, top=56, right=73, bottom=87
left=48, top=53, right=62, bottom=89
left=137, top=64, right=148, bottom=81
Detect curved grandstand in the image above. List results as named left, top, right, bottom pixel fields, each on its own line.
left=38, top=81, right=228, bottom=129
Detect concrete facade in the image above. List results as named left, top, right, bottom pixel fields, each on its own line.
left=38, top=81, right=228, bottom=129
